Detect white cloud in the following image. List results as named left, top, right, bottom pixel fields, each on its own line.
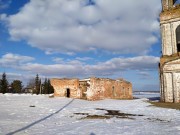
left=85, top=56, right=160, bottom=76
left=20, top=63, right=84, bottom=77
left=75, top=57, right=93, bottom=61
left=52, top=57, right=64, bottom=63
left=0, top=0, right=11, bottom=9
left=0, top=14, right=8, bottom=21
left=0, top=53, right=34, bottom=67
left=0, top=72, right=36, bottom=85
left=137, top=71, right=151, bottom=79
left=0, top=53, right=159, bottom=89
left=5, top=0, right=161, bottom=54
left=0, top=53, right=159, bottom=78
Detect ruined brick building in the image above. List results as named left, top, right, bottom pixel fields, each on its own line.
left=159, top=0, right=180, bottom=102
left=50, top=77, right=132, bottom=100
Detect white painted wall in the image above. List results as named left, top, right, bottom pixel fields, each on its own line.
left=161, top=21, right=180, bottom=55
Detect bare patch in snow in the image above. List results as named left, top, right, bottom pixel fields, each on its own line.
left=74, top=108, right=144, bottom=120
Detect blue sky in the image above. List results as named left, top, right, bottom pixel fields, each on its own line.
left=0, top=0, right=162, bottom=90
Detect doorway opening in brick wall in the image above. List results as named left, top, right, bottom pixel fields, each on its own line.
left=66, top=88, right=70, bottom=98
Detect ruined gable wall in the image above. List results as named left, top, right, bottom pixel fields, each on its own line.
left=87, top=78, right=106, bottom=100
left=79, top=81, right=89, bottom=100
left=117, top=79, right=133, bottom=99
left=50, top=78, right=80, bottom=98
left=86, top=78, right=132, bottom=100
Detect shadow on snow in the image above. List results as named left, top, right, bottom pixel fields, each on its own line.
left=6, top=99, right=74, bottom=135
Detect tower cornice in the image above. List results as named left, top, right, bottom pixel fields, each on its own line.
left=160, top=6, right=180, bottom=22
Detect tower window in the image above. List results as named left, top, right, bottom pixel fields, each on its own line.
left=174, top=0, right=180, bottom=5
left=176, top=25, right=180, bottom=52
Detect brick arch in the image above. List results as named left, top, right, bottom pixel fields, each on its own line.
left=176, top=25, right=180, bottom=52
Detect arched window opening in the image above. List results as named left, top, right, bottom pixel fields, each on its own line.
left=176, top=25, right=180, bottom=52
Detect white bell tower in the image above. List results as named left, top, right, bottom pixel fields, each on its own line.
left=160, top=0, right=180, bottom=102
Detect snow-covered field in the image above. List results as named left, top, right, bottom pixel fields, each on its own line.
left=0, top=93, right=180, bottom=135
left=133, top=92, right=160, bottom=100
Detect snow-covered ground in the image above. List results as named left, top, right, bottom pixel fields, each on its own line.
left=0, top=93, right=180, bottom=135
left=133, top=92, right=160, bottom=100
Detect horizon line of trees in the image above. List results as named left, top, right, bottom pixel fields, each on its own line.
left=0, top=73, right=54, bottom=94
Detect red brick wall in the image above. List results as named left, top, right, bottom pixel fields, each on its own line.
left=87, top=78, right=132, bottom=100
left=50, top=78, right=80, bottom=98
left=51, top=78, right=132, bottom=100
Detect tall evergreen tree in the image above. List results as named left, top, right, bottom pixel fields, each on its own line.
left=11, top=80, right=23, bottom=93
left=35, top=74, right=40, bottom=94
left=48, top=79, right=54, bottom=94
left=0, top=79, right=2, bottom=93
left=42, top=78, right=54, bottom=94
left=39, top=79, right=42, bottom=94
left=1, top=73, right=8, bottom=94
left=42, top=78, right=48, bottom=94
